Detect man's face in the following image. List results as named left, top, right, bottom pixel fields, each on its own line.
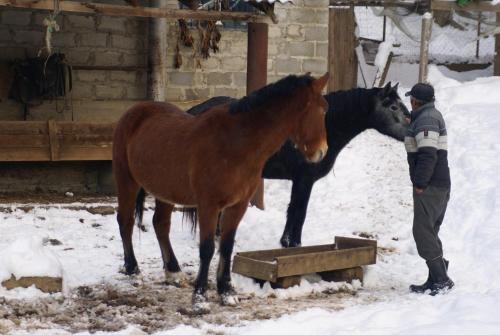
left=410, top=97, right=419, bottom=111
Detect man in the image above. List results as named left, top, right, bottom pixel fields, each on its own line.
left=404, top=83, right=454, bottom=295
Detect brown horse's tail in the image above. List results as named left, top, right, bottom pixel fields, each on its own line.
left=135, top=188, right=147, bottom=232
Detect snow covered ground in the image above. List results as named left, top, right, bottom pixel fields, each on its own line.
left=1, top=65, right=500, bottom=334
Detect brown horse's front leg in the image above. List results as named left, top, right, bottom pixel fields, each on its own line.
left=192, top=205, right=219, bottom=314
left=217, top=201, right=248, bottom=306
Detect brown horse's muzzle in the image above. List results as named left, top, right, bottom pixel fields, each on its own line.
left=306, top=141, right=328, bottom=163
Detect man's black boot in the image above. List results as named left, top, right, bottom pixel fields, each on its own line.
left=427, top=257, right=454, bottom=295
left=410, top=259, right=449, bottom=293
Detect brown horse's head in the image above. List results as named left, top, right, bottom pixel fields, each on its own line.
left=291, top=72, right=329, bottom=163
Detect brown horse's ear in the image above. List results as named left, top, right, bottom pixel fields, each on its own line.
left=312, top=72, right=329, bottom=92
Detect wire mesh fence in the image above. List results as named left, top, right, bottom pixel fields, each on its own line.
left=355, top=6, right=495, bottom=64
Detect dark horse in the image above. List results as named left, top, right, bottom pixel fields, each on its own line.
left=187, top=82, right=409, bottom=248
left=113, top=73, right=329, bottom=313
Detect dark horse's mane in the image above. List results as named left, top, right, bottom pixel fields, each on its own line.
left=325, top=88, right=377, bottom=116
left=229, top=74, right=314, bottom=114
left=325, top=88, right=378, bottom=121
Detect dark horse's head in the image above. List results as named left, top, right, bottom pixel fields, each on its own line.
left=368, top=82, right=410, bottom=141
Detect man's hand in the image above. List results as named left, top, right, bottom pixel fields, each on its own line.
left=415, top=187, right=424, bottom=194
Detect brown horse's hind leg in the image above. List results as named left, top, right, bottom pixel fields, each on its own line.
left=192, top=204, right=220, bottom=313
left=217, top=201, right=248, bottom=306
left=116, top=179, right=141, bottom=275
left=153, top=200, right=186, bottom=285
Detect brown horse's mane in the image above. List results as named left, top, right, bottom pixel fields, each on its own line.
left=229, top=74, right=314, bottom=114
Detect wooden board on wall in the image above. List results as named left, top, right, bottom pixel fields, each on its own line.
left=0, top=121, right=115, bottom=161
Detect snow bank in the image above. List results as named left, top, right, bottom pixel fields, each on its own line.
left=0, top=236, right=63, bottom=282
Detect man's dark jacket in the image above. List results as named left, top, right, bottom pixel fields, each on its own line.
left=404, top=102, right=451, bottom=189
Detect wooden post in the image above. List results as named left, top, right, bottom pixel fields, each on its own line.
left=378, top=51, right=394, bottom=87
left=328, top=6, right=358, bottom=92
left=148, top=0, right=168, bottom=101
left=495, top=13, right=500, bottom=76
left=246, top=23, right=268, bottom=96
left=476, top=12, right=481, bottom=59
left=247, top=22, right=268, bottom=210
left=382, top=15, right=387, bottom=42
left=418, top=12, right=433, bottom=83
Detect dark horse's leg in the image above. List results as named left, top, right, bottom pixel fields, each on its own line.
left=116, top=181, right=141, bottom=275
left=280, top=178, right=315, bottom=248
left=217, top=201, right=247, bottom=305
left=192, top=203, right=219, bottom=313
left=152, top=200, right=185, bottom=285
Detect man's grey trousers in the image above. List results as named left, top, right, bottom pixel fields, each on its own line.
left=413, top=185, right=451, bottom=261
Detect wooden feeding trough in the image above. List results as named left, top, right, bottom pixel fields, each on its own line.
left=232, top=236, right=377, bottom=288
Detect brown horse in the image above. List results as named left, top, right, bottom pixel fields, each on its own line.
left=112, top=73, right=329, bottom=313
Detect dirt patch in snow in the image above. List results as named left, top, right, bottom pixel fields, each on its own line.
left=0, top=193, right=117, bottom=205
left=0, top=273, right=361, bottom=334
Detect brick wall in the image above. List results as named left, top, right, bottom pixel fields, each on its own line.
left=167, top=0, right=329, bottom=101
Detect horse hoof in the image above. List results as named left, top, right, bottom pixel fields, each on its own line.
left=165, top=271, right=189, bottom=287
left=220, top=293, right=239, bottom=306
left=280, top=234, right=292, bottom=248
left=119, top=264, right=140, bottom=276
left=192, top=293, right=211, bottom=315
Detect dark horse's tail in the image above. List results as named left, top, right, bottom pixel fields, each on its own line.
left=135, top=188, right=199, bottom=233
left=135, top=191, right=219, bottom=235
left=180, top=208, right=224, bottom=236
left=135, top=188, right=147, bottom=232
left=180, top=208, right=198, bottom=233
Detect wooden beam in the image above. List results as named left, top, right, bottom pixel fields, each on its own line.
left=418, top=12, right=433, bottom=83
left=148, top=0, right=168, bottom=101
left=0, top=0, right=269, bottom=22
left=247, top=22, right=268, bottom=211
left=72, top=65, right=147, bottom=71
left=329, top=0, right=417, bottom=9
left=432, top=0, right=500, bottom=13
left=378, top=51, right=394, bottom=87
left=328, top=6, right=358, bottom=92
